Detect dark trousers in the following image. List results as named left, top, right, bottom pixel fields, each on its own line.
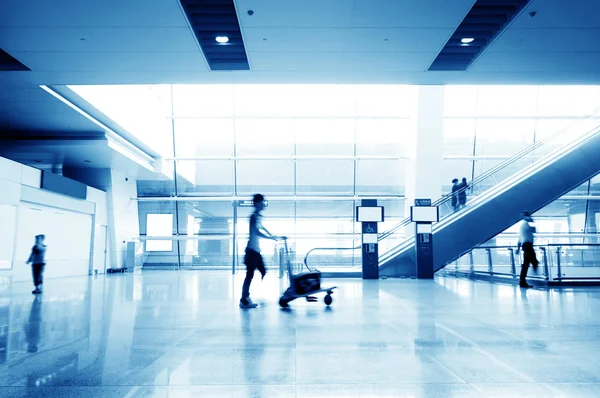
left=31, top=263, right=45, bottom=287
left=520, top=242, right=538, bottom=285
left=241, top=249, right=266, bottom=301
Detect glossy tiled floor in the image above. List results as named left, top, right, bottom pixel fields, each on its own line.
left=1, top=271, right=600, bottom=397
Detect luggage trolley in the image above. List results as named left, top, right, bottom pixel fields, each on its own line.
left=278, top=238, right=336, bottom=307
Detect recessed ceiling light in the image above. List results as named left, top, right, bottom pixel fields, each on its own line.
left=215, top=36, right=229, bottom=43
left=461, top=37, right=475, bottom=44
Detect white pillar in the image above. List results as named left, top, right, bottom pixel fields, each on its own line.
left=404, top=86, right=445, bottom=227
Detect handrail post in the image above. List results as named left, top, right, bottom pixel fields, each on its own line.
left=279, top=246, right=285, bottom=279
left=469, top=251, right=474, bottom=274
left=486, top=248, right=493, bottom=273
left=541, top=247, right=549, bottom=280
left=556, top=246, right=562, bottom=281
left=509, top=248, right=516, bottom=277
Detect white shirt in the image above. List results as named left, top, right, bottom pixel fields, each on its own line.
left=519, top=219, right=535, bottom=244
left=246, top=212, right=263, bottom=252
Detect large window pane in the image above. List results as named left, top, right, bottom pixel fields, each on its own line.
left=475, top=119, right=535, bottom=155
left=137, top=179, right=176, bottom=197
left=476, top=86, right=538, bottom=117
left=172, top=84, right=234, bottom=117
left=295, top=200, right=356, bottom=267
left=235, top=119, right=294, bottom=156
left=175, top=160, right=234, bottom=196
left=174, top=119, right=234, bottom=157
left=176, top=201, right=233, bottom=267
left=236, top=160, right=294, bottom=195
left=356, top=159, right=404, bottom=195
left=356, top=85, right=415, bottom=117
left=356, top=119, right=407, bottom=157
left=145, top=214, right=173, bottom=252
left=444, top=86, right=478, bottom=117
left=537, top=86, right=599, bottom=117
left=296, top=160, right=354, bottom=195
left=290, top=85, right=356, bottom=117
left=295, top=119, right=354, bottom=156
left=443, top=118, right=476, bottom=156
left=234, top=85, right=297, bottom=117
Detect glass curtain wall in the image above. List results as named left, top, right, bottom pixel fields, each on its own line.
left=126, top=84, right=416, bottom=270
left=70, top=83, right=600, bottom=270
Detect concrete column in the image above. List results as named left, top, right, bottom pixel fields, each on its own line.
left=404, top=86, right=445, bottom=234
left=107, top=170, right=140, bottom=269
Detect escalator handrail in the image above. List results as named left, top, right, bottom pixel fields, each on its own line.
left=304, top=108, right=600, bottom=268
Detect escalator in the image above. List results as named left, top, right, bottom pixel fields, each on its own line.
left=379, top=115, right=600, bottom=277
left=304, top=111, right=600, bottom=277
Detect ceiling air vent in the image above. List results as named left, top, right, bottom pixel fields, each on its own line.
left=0, top=49, right=31, bottom=71
left=428, top=0, right=532, bottom=71
left=179, top=0, right=249, bottom=71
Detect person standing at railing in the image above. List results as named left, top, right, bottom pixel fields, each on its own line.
left=457, top=177, right=468, bottom=210
left=240, top=194, right=282, bottom=309
left=516, top=212, right=539, bottom=288
left=451, top=178, right=460, bottom=212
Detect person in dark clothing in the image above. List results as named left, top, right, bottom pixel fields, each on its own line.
left=516, top=212, right=539, bottom=288
left=240, top=194, right=282, bottom=308
left=451, top=178, right=459, bottom=212
left=26, top=235, right=46, bottom=294
left=457, top=177, right=468, bottom=209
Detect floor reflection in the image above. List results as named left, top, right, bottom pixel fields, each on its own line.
left=0, top=272, right=599, bottom=397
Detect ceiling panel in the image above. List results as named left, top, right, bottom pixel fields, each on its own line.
left=248, top=51, right=433, bottom=71
left=489, top=28, right=600, bottom=53
left=0, top=0, right=187, bottom=27
left=243, top=27, right=452, bottom=53
left=345, top=28, right=453, bottom=52
left=351, top=0, right=476, bottom=28
left=8, top=51, right=208, bottom=72
left=510, top=0, right=600, bottom=29
left=235, top=0, right=355, bottom=28
left=471, top=52, right=600, bottom=73
left=0, top=27, right=200, bottom=52
left=342, top=52, right=434, bottom=71
left=243, top=28, right=350, bottom=52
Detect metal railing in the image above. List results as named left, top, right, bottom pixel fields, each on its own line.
left=304, top=110, right=600, bottom=268
left=445, top=243, right=600, bottom=283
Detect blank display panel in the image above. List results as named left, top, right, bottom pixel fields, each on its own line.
left=410, top=206, right=439, bottom=222
left=356, top=206, right=384, bottom=222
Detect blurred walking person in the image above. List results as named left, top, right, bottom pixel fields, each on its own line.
left=516, top=212, right=538, bottom=288
left=26, top=235, right=46, bottom=294
left=240, top=194, right=281, bottom=308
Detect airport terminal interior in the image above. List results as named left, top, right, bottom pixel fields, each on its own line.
left=2, top=0, right=600, bottom=397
